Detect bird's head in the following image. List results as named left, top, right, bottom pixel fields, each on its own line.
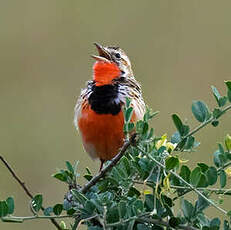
left=92, top=43, right=133, bottom=86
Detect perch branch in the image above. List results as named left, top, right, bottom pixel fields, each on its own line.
left=176, top=104, right=231, bottom=149
left=79, top=134, right=135, bottom=194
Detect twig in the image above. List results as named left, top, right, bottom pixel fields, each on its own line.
left=105, top=212, right=198, bottom=230
left=79, top=134, right=135, bottom=194
left=176, top=104, right=231, bottom=149
left=137, top=217, right=198, bottom=230
left=1, top=214, right=71, bottom=222
left=0, top=155, right=62, bottom=230
left=218, top=161, right=231, bottom=173
left=76, top=214, right=98, bottom=229
left=0, top=156, right=33, bottom=198
left=133, top=180, right=231, bottom=195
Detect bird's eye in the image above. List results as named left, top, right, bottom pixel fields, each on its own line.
left=115, top=53, right=121, bottom=59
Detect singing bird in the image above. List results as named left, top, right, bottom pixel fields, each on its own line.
left=74, top=43, right=145, bottom=170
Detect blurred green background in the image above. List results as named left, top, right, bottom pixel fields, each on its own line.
left=0, top=0, right=231, bottom=229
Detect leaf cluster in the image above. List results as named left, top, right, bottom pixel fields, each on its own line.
left=1, top=81, right=231, bottom=230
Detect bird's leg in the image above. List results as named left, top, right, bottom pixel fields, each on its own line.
left=99, top=159, right=105, bottom=172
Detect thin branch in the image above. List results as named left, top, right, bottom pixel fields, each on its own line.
left=105, top=212, right=198, bottom=230
left=176, top=104, right=231, bottom=149
left=218, top=161, right=231, bottom=173
left=137, top=217, right=198, bottom=230
left=171, top=185, right=231, bottom=194
left=0, top=156, right=33, bottom=199
left=136, top=146, right=228, bottom=216
left=0, top=155, right=62, bottom=230
left=133, top=180, right=231, bottom=195
left=79, top=134, right=135, bottom=194
left=1, top=214, right=71, bottom=222
left=74, top=214, right=98, bottom=229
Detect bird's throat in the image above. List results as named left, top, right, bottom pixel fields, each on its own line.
left=93, top=61, right=120, bottom=86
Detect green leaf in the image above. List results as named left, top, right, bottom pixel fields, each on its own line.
left=71, top=189, right=88, bottom=205
left=118, top=201, right=126, bottom=218
left=53, top=204, right=63, bottom=215
left=225, top=81, right=231, bottom=102
left=137, top=224, right=150, bottom=230
left=67, top=208, right=75, bottom=215
left=218, top=143, right=225, bottom=154
left=213, top=108, right=223, bottom=119
left=190, top=167, right=201, bottom=186
left=73, top=161, right=79, bottom=175
left=53, top=172, right=68, bottom=182
left=225, top=134, right=231, bottom=151
left=219, top=97, right=227, bottom=107
left=127, top=220, right=136, bottom=230
left=143, top=108, right=158, bottom=121
left=0, top=201, right=8, bottom=217
left=121, top=156, right=131, bottom=175
left=212, top=86, right=227, bottom=107
left=192, top=100, right=211, bottom=122
left=185, top=136, right=195, bottom=150
left=128, top=187, right=141, bottom=197
left=127, top=122, right=135, bottom=132
left=144, top=194, right=154, bottom=211
left=195, top=195, right=210, bottom=213
left=84, top=174, right=93, bottom=181
left=132, top=200, right=144, bottom=215
left=227, top=210, right=231, bottom=217
left=63, top=198, right=72, bottom=211
left=213, top=150, right=224, bottom=167
left=211, top=120, right=219, bottom=127
left=172, top=114, right=184, bottom=136
left=125, top=97, right=131, bottom=108
left=124, top=122, right=134, bottom=133
left=171, top=131, right=181, bottom=144
left=147, top=127, right=154, bottom=139
left=212, top=86, right=221, bottom=103
left=197, top=174, right=208, bottom=188
left=84, top=200, right=96, bottom=214
left=162, top=195, right=173, bottom=207
left=210, top=218, right=220, bottom=230
left=142, top=122, right=149, bottom=134
left=43, top=207, right=53, bottom=216
left=206, top=167, right=217, bottom=185
left=106, top=206, right=119, bottom=224
left=197, top=213, right=210, bottom=227
left=181, top=199, right=194, bottom=220
left=6, top=197, right=14, bottom=214
left=65, top=161, right=74, bottom=174
left=169, top=217, right=180, bottom=228
left=180, top=165, right=191, bottom=183
left=197, top=163, right=209, bottom=172
left=136, top=120, right=144, bottom=133
left=125, top=107, right=133, bottom=122
left=223, top=220, right=230, bottom=230
left=166, top=156, right=179, bottom=170
left=220, top=170, right=227, bottom=188
left=31, top=194, right=43, bottom=212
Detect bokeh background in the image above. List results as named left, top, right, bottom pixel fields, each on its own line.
left=1, top=0, right=231, bottom=229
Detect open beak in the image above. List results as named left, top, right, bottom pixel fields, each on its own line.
left=91, top=42, right=112, bottom=62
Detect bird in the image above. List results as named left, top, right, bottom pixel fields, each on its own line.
left=74, top=43, right=145, bottom=170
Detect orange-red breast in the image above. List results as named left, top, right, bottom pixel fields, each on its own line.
left=74, top=43, right=145, bottom=170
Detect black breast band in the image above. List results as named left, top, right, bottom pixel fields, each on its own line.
left=88, top=84, right=121, bottom=115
